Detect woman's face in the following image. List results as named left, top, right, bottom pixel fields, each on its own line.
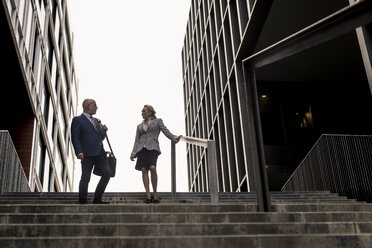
left=142, top=107, right=151, bottom=120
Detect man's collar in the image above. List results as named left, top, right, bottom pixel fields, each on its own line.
left=83, top=112, right=92, bottom=118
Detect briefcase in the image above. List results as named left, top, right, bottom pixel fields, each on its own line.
left=93, top=133, right=116, bottom=177
left=107, top=152, right=116, bottom=177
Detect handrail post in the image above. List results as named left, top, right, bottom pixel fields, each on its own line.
left=171, top=141, right=176, bottom=194
left=207, top=141, right=219, bottom=203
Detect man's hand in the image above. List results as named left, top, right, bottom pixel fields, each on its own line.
left=99, top=123, right=108, bottom=132
left=77, top=153, right=84, bottom=160
left=96, top=119, right=108, bottom=132
left=102, top=124, right=108, bottom=131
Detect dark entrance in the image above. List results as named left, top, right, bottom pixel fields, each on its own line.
left=255, top=31, right=372, bottom=190
left=0, top=4, right=35, bottom=177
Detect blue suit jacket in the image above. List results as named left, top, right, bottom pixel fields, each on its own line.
left=71, top=114, right=106, bottom=157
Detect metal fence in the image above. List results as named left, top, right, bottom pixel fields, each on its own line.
left=0, top=131, right=30, bottom=193
left=282, top=134, right=372, bottom=202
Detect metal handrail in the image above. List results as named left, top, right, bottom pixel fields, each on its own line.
left=282, top=134, right=372, bottom=202
left=171, top=135, right=219, bottom=203
left=179, top=136, right=208, bottom=147
left=0, top=131, right=30, bottom=193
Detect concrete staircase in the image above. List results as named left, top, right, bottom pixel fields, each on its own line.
left=0, top=191, right=371, bottom=247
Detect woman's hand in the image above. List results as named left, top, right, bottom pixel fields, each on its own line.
left=175, top=135, right=182, bottom=144
left=130, top=154, right=135, bottom=161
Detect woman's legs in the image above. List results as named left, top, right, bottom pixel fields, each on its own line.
left=149, top=165, right=158, bottom=200
left=141, top=167, right=151, bottom=200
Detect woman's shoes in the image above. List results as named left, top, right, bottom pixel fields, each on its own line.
left=144, top=195, right=161, bottom=204
left=152, top=194, right=161, bottom=203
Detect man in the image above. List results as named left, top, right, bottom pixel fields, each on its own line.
left=71, top=99, right=111, bottom=204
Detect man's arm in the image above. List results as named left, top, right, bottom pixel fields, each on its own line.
left=71, top=117, right=83, bottom=156
left=96, top=118, right=108, bottom=140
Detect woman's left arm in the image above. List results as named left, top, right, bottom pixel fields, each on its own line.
left=158, top=118, right=180, bottom=143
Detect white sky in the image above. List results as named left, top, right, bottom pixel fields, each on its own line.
left=68, top=1, right=191, bottom=193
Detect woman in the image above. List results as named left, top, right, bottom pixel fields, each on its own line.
left=130, top=105, right=181, bottom=203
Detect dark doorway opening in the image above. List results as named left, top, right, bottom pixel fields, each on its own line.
left=0, top=4, right=35, bottom=177
left=255, top=31, right=372, bottom=190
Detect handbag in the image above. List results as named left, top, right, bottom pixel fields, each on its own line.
left=93, top=133, right=116, bottom=177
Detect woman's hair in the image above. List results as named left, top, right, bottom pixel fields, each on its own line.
left=144, top=104, right=157, bottom=119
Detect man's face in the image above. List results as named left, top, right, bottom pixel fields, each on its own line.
left=86, top=101, right=98, bottom=115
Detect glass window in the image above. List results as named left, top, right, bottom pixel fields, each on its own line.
left=47, top=28, right=54, bottom=70
left=48, top=166, right=54, bottom=192
left=34, top=135, right=42, bottom=181
left=58, top=100, right=66, bottom=141
left=54, top=142, right=62, bottom=180
left=37, top=134, right=46, bottom=186
left=42, top=76, right=51, bottom=126
left=29, top=15, right=37, bottom=59
left=60, top=59, right=68, bottom=100
left=48, top=116, right=55, bottom=150
left=31, top=33, right=39, bottom=68
left=54, top=11, right=60, bottom=50
left=71, top=72, right=77, bottom=108
left=51, top=0, right=57, bottom=23
left=24, top=1, right=33, bottom=50
left=43, top=153, right=50, bottom=191
left=51, top=54, right=57, bottom=94
left=54, top=73, right=60, bottom=98
left=69, top=104, right=73, bottom=119
left=32, top=40, right=43, bottom=92
left=17, top=0, right=26, bottom=29
left=59, top=31, right=64, bottom=56
left=38, top=0, right=46, bottom=36
left=64, top=16, right=72, bottom=63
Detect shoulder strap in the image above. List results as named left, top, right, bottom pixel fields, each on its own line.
left=105, top=133, right=114, bottom=156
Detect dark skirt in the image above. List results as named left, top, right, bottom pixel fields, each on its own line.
left=135, top=148, right=160, bottom=171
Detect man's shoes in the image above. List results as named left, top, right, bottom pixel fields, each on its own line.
left=79, top=200, right=88, bottom=204
left=92, top=199, right=109, bottom=204
left=145, top=198, right=152, bottom=204
left=153, top=199, right=161, bottom=204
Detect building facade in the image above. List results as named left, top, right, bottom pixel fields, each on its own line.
left=182, top=0, right=372, bottom=193
left=1, top=0, right=78, bottom=192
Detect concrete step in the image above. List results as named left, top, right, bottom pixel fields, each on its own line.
left=0, top=198, right=356, bottom=205
left=0, top=191, right=348, bottom=202
left=0, top=203, right=260, bottom=213
left=272, top=203, right=372, bottom=212
left=0, top=191, right=356, bottom=205
left=1, top=212, right=372, bottom=224
left=0, top=191, right=371, bottom=247
left=1, top=202, right=372, bottom=213
left=0, top=234, right=371, bottom=248
left=1, top=222, right=372, bottom=237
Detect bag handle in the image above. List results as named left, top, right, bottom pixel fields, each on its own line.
left=96, top=118, right=115, bottom=156
left=105, top=133, right=115, bottom=156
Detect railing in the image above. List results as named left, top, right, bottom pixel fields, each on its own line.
left=282, top=134, right=372, bottom=202
left=171, top=136, right=219, bottom=203
left=0, top=131, right=30, bottom=193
